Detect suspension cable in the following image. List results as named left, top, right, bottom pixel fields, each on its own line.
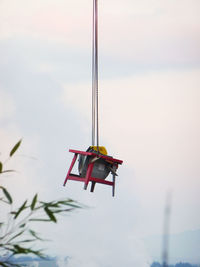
left=92, top=0, right=99, bottom=150
left=92, top=0, right=95, bottom=146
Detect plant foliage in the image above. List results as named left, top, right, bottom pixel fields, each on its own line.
left=0, top=140, right=81, bottom=267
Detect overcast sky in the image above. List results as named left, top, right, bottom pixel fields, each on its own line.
left=0, top=0, right=200, bottom=266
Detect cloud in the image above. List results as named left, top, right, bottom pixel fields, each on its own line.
left=46, top=195, right=152, bottom=267
left=0, top=0, right=92, bottom=46
left=0, top=0, right=199, bottom=65
left=0, top=89, right=15, bottom=120
left=0, top=1, right=199, bottom=262
left=99, top=0, right=200, bottom=64
left=56, top=257, right=69, bottom=267
left=0, top=88, right=43, bottom=208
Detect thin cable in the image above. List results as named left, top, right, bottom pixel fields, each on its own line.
left=92, top=0, right=96, bottom=146
left=92, top=0, right=99, bottom=150
left=95, top=0, right=99, bottom=150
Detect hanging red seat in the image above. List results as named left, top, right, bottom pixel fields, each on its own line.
left=63, top=1, right=123, bottom=196
left=63, top=148, right=123, bottom=196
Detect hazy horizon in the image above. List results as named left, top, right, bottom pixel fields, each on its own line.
left=0, top=0, right=200, bottom=266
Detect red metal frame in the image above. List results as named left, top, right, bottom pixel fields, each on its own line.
left=63, top=149, right=123, bottom=196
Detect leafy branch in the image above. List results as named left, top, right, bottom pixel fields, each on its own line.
left=0, top=140, right=81, bottom=267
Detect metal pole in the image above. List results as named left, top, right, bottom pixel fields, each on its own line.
left=92, top=0, right=96, bottom=146
left=95, top=0, right=99, bottom=150
left=92, top=0, right=99, bottom=150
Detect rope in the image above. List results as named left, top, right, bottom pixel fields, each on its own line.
left=92, top=0, right=95, bottom=146
left=92, top=0, right=99, bottom=151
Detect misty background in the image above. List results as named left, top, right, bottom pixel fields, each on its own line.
left=0, top=0, right=200, bottom=266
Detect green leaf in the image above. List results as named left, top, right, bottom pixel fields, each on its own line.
left=40, top=201, right=59, bottom=208
left=12, top=245, right=45, bottom=258
left=58, top=199, right=81, bottom=208
left=0, top=162, right=2, bottom=173
left=13, top=244, right=27, bottom=254
left=19, top=223, right=26, bottom=228
left=31, top=194, right=38, bottom=210
left=14, top=200, right=27, bottom=219
left=18, top=239, right=36, bottom=243
left=44, top=207, right=57, bottom=223
left=1, top=170, right=15, bottom=174
left=10, top=139, right=22, bottom=157
left=0, top=186, right=12, bottom=204
left=63, top=202, right=81, bottom=208
left=8, top=230, right=25, bottom=242
left=29, top=230, right=43, bottom=240
left=0, top=262, right=12, bottom=267
left=51, top=208, right=73, bottom=213
left=30, top=218, right=51, bottom=222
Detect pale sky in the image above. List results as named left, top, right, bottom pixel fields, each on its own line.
left=0, top=0, right=200, bottom=266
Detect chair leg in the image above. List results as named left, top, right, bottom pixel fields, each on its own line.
left=63, top=153, right=78, bottom=186
left=112, top=174, right=116, bottom=197
left=84, top=162, right=94, bottom=190
left=90, top=182, right=96, bottom=192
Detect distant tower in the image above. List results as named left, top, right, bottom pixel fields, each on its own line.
left=162, top=192, right=172, bottom=267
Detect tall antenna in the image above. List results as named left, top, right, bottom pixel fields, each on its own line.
left=162, top=192, right=172, bottom=267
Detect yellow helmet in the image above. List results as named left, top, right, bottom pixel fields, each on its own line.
left=90, top=146, right=107, bottom=155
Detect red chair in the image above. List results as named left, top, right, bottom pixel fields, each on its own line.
left=63, top=149, right=123, bottom=196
